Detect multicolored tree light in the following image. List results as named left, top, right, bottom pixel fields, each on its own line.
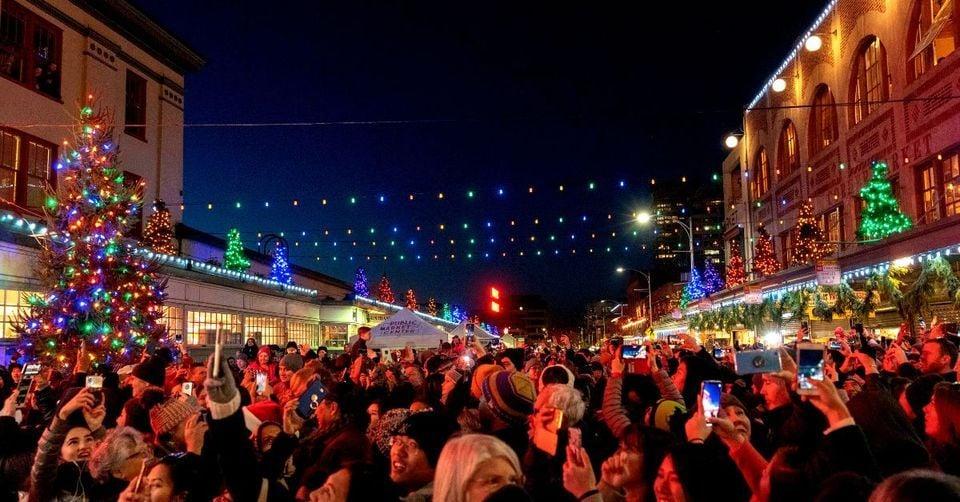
left=15, top=102, right=167, bottom=367
left=143, top=199, right=175, bottom=255
left=405, top=289, right=418, bottom=310
left=726, top=239, right=746, bottom=288
left=270, top=242, right=293, bottom=285
left=353, top=267, right=370, bottom=296
left=376, top=274, right=396, bottom=304
left=857, top=161, right=912, bottom=241
left=752, top=227, right=781, bottom=277
left=792, top=199, right=833, bottom=266
left=223, top=228, right=251, bottom=272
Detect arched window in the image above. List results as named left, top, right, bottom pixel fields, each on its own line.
left=777, top=121, right=800, bottom=177
left=809, top=85, right=838, bottom=155
left=851, top=36, right=890, bottom=125
left=909, top=0, right=957, bottom=82
left=751, top=148, right=770, bottom=199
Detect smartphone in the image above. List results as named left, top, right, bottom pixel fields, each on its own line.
left=85, top=375, right=104, bottom=406
left=297, top=379, right=328, bottom=419
left=734, top=349, right=782, bottom=375
left=828, top=341, right=842, bottom=350
left=712, top=347, right=725, bottom=359
left=700, top=380, right=722, bottom=424
left=255, top=373, right=267, bottom=395
left=16, top=363, right=41, bottom=407
left=466, top=323, right=475, bottom=344
left=181, top=381, right=194, bottom=396
left=532, top=409, right=565, bottom=456
left=796, top=343, right=825, bottom=395
left=621, top=344, right=646, bottom=359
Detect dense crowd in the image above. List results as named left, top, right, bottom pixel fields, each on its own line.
left=2, top=322, right=960, bottom=502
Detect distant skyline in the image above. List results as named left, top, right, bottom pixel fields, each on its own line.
left=133, top=0, right=826, bottom=323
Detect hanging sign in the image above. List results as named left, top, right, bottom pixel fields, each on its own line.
left=744, top=285, right=763, bottom=304
left=816, top=258, right=841, bottom=286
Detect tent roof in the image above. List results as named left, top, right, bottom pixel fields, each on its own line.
left=448, top=321, right=498, bottom=341
left=351, top=308, right=449, bottom=349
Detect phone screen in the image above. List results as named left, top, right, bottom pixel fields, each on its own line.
left=701, top=380, right=722, bottom=424
left=622, top=344, right=646, bottom=359
left=16, top=363, right=41, bottom=407
left=297, top=379, right=328, bottom=419
left=181, top=382, right=194, bottom=396
left=797, top=346, right=825, bottom=391
left=255, top=373, right=267, bottom=395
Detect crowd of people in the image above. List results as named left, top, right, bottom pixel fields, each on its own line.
left=1, top=322, right=960, bottom=501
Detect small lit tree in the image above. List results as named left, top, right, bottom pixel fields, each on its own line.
left=353, top=267, right=370, bottom=297
left=726, top=239, right=746, bottom=288
left=223, top=228, right=251, bottom=272
left=143, top=199, right=175, bottom=255
left=857, top=161, right=912, bottom=241
left=376, top=274, right=395, bottom=304
left=269, top=242, right=293, bottom=285
left=405, top=289, right=418, bottom=310
left=426, top=297, right=438, bottom=317
left=752, top=227, right=780, bottom=277
left=792, top=199, right=832, bottom=266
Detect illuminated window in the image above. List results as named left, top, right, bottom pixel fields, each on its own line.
left=322, top=324, right=349, bottom=347
left=851, top=36, right=889, bottom=125
left=909, top=0, right=956, bottom=82
left=0, top=0, right=62, bottom=98
left=0, top=128, right=56, bottom=210
left=919, top=164, right=941, bottom=224
left=0, top=289, right=31, bottom=339
left=287, top=321, right=319, bottom=347
left=810, top=85, right=837, bottom=155
left=778, top=121, right=800, bottom=177
left=944, top=154, right=960, bottom=216
left=159, top=305, right=183, bottom=342
left=245, top=316, right=284, bottom=347
left=751, top=148, right=770, bottom=198
left=186, top=310, right=241, bottom=345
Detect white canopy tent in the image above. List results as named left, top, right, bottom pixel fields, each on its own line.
left=348, top=308, right=450, bottom=349
left=448, top=321, right=499, bottom=343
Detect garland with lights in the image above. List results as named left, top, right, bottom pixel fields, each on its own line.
left=405, top=289, right=418, bottom=310
left=703, top=260, right=724, bottom=294
left=752, top=227, right=781, bottom=277
left=857, top=161, right=912, bottom=241
left=15, top=102, right=167, bottom=367
left=223, top=228, right=251, bottom=272
left=376, top=274, right=396, bottom=304
left=269, top=242, right=293, bottom=285
left=426, top=297, right=438, bottom=317
left=726, top=240, right=746, bottom=288
left=792, top=199, right=833, bottom=266
left=143, top=199, right=175, bottom=255
left=353, top=267, right=370, bottom=296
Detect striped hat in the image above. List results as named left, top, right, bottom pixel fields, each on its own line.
left=471, top=364, right=501, bottom=400
left=149, top=395, right=201, bottom=437
left=481, top=370, right=537, bottom=426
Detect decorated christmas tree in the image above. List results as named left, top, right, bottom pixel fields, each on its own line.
left=143, top=199, right=175, bottom=255
left=683, top=266, right=707, bottom=302
left=452, top=305, right=467, bottom=323
left=703, top=260, right=724, bottom=294
left=376, top=274, right=395, bottom=303
left=792, top=199, right=833, bottom=266
left=426, top=297, right=438, bottom=317
left=726, top=240, right=746, bottom=288
left=405, top=289, right=418, bottom=310
left=353, top=267, right=370, bottom=297
left=223, top=228, right=251, bottom=272
left=857, top=161, right=912, bottom=241
left=15, top=103, right=167, bottom=367
left=752, top=227, right=780, bottom=277
left=441, top=303, right=453, bottom=322
left=269, top=242, right=293, bottom=285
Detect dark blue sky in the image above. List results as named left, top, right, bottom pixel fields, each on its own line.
left=134, top=0, right=824, bottom=322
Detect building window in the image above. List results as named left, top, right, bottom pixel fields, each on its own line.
left=751, top=148, right=770, bottom=199
left=778, top=121, right=800, bottom=177
left=186, top=310, right=241, bottom=345
left=0, top=288, right=31, bottom=339
left=851, top=36, right=889, bottom=125
left=823, top=206, right=842, bottom=248
left=160, top=305, right=184, bottom=342
left=288, top=321, right=319, bottom=347
left=919, top=164, right=940, bottom=224
left=810, top=85, right=838, bottom=155
left=124, top=70, right=147, bottom=141
left=0, top=128, right=56, bottom=211
left=245, top=316, right=284, bottom=347
left=781, top=232, right=793, bottom=266
left=0, top=0, right=61, bottom=99
left=944, top=153, right=960, bottom=216
left=322, top=324, right=349, bottom=348
left=730, top=167, right=742, bottom=203
left=910, top=0, right=957, bottom=82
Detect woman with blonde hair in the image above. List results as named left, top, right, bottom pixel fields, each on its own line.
left=434, top=434, right=525, bottom=502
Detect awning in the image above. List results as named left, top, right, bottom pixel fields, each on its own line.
left=911, top=0, right=954, bottom=61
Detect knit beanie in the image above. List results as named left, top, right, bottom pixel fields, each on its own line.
left=149, top=395, right=201, bottom=437
left=501, top=348, right=525, bottom=371
left=368, top=408, right=412, bottom=455
left=132, top=357, right=165, bottom=388
left=394, top=411, right=458, bottom=467
left=471, top=364, right=501, bottom=400
left=647, top=399, right=687, bottom=432
left=481, top=370, right=537, bottom=426
left=720, top=393, right=747, bottom=414
left=280, top=353, right=304, bottom=372
left=258, top=346, right=272, bottom=357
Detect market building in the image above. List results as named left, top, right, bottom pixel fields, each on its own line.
left=678, top=0, right=960, bottom=345
left=0, top=0, right=454, bottom=363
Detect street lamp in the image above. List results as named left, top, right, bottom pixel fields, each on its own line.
left=616, top=268, right=653, bottom=332
left=635, top=211, right=695, bottom=276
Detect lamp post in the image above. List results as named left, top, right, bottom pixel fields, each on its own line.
left=616, top=267, right=654, bottom=332
left=636, top=212, right=695, bottom=277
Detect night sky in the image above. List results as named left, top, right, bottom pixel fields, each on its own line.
left=133, top=1, right=825, bottom=324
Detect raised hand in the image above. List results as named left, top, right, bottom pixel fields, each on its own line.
left=684, top=410, right=711, bottom=443
left=803, top=377, right=852, bottom=428
left=58, top=387, right=95, bottom=421
left=600, top=452, right=629, bottom=490
left=562, top=445, right=597, bottom=499
left=184, top=413, right=208, bottom=454
left=82, top=402, right=106, bottom=431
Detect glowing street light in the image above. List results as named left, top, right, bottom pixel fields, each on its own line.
left=636, top=212, right=652, bottom=224
left=771, top=78, right=787, bottom=93
left=724, top=134, right=740, bottom=149
left=804, top=34, right=822, bottom=52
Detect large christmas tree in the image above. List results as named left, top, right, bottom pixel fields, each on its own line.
left=857, top=161, right=912, bottom=241
left=792, top=199, right=832, bottom=266
left=16, top=103, right=167, bottom=367
left=703, top=260, right=724, bottom=294
left=269, top=242, right=293, bottom=285
left=353, top=267, right=370, bottom=297
left=376, top=274, right=396, bottom=303
left=752, top=227, right=781, bottom=277
left=223, top=228, right=251, bottom=271
left=143, top=199, right=175, bottom=255
left=405, top=289, right=418, bottom=310
left=726, top=239, right=746, bottom=288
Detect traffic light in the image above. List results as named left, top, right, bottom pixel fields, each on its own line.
left=489, top=286, right=502, bottom=314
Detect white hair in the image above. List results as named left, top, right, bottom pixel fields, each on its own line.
left=88, top=427, right=151, bottom=481
left=536, top=383, right=586, bottom=425
left=433, top=434, right=522, bottom=502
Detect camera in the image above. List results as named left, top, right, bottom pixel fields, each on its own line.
left=734, top=349, right=782, bottom=375
left=610, top=337, right=623, bottom=349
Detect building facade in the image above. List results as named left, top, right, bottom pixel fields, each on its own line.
left=651, top=177, right=724, bottom=283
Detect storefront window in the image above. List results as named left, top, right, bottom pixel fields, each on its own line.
left=287, top=321, right=319, bottom=347
left=245, top=316, right=284, bottom=347
left=0, top=289, right=30, bottom=339
left=159, top=305, right=183, bottom=343
left=187, top=310, right=241, bottom=345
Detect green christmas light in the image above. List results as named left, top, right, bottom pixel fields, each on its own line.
left=223, top=228, right=251, bottom=271
left=857, top=161, right=912, bottom=241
